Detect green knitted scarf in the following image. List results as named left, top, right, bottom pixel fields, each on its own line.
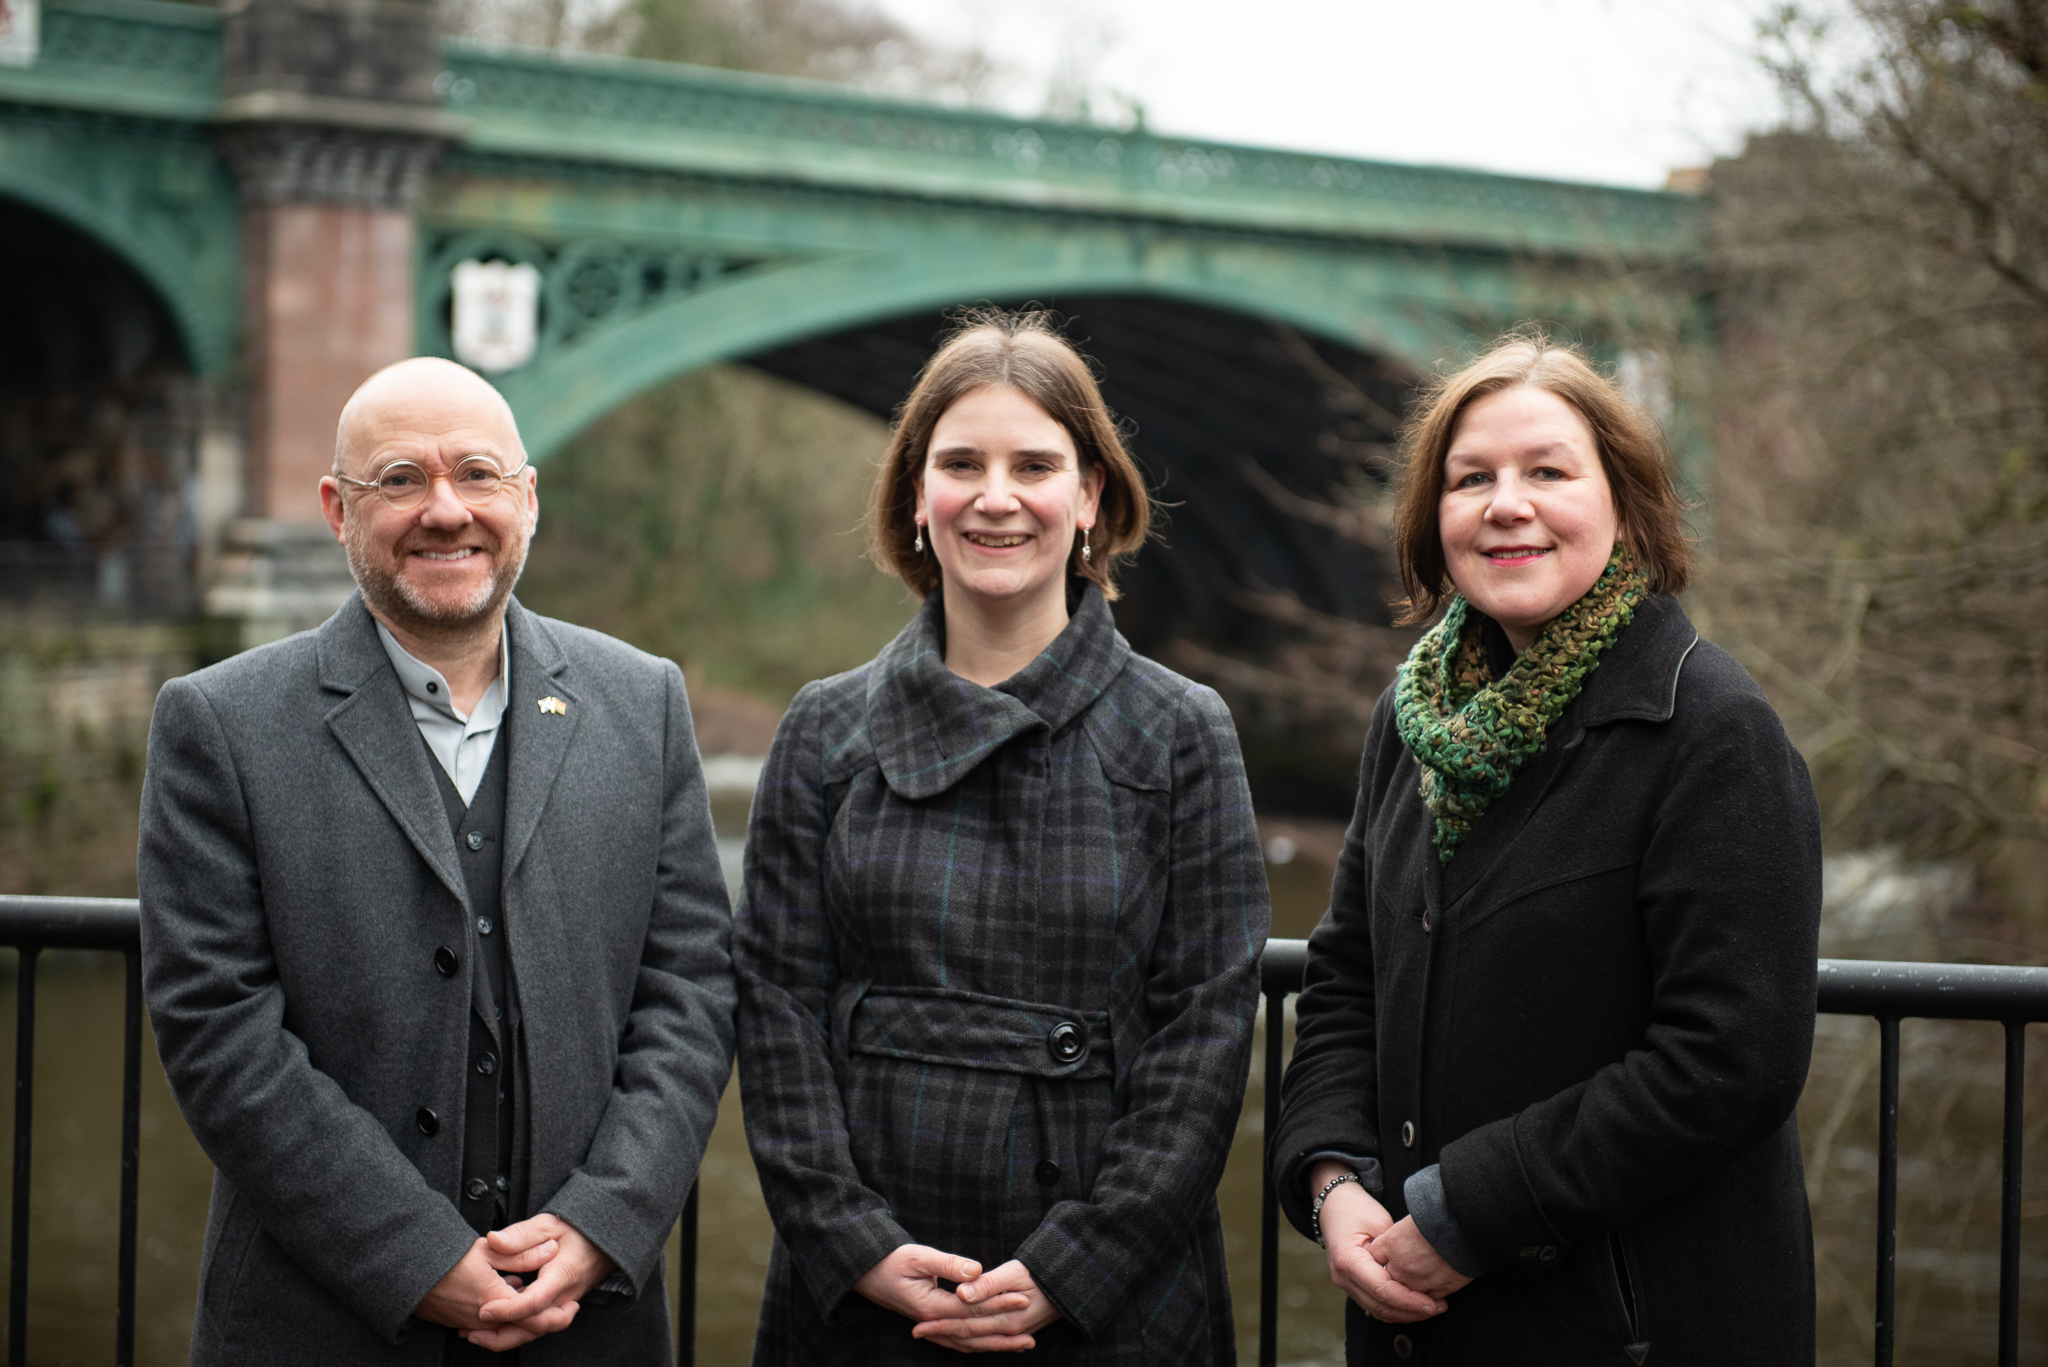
left=1395, top=548, right=1650, bottom=865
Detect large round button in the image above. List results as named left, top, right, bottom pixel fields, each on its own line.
left=434, top=946, right=459, bottom=977
left=476, top=1052, right=497, bottom=1076
left=1392, top=1333, right=1415, bottom=1359
left=466, top=831, right=485, bottom=851
left=466, top=1178, right=489, bottom=1200
left=416, top=1107, right=440, bottom=1136
left=1401, top=1120, right=1416, bottom=1149
left=1046, top=1021, right=1085, bottom=1065
left=1035, top=1159, right=1061, bottom=1187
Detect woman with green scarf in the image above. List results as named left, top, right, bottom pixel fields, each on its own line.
left=1269, top=335, right=1822, bottom=1365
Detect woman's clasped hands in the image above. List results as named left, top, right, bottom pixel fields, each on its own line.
left=1309, top=1161, right=1473, bottom=1325
left=855, top=1244, right=1063, bottom=1353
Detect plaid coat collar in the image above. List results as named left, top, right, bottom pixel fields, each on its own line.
left=867, top=584, right=1132, bottom=801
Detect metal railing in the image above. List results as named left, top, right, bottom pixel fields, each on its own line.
left=1255, top=942, right=2048, bottom=1367
left=0, top=896, right=703, bottom=1367
left=0, top=897, right=2041, bottom=1367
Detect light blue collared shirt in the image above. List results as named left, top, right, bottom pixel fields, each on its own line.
left=374, top=621, right=509, bottom=805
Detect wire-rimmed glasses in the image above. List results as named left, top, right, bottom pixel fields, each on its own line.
left=333, top=454, right=531, bottom=511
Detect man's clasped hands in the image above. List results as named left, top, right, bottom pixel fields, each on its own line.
left=415, top=1213, right=618, bottom=1350
left=1307, top=1160, right=1474, bottom=1324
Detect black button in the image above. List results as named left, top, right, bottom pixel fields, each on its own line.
left=1047, top=1021, right=1085, bottom=1065
left=466, top=1177, right=489, bottom=1200
left=1421, top=910, right=1432, bottom=933
left=427, top=681, right=439, bottom=693
left=1401, top=1120, right=1416, bottom=1148
left=1539, top=1245, right=1560, bottom=1262
left=476, top=1052, right=497, bottom=1076
left=477, top=916, right=493, bottom=936
left=416, top=1107, right=440, bottom=1136
left=1035, top=1159, right=1060, bottom=1187
left=466, top=831, right=484, bottom=851
left=434, top=946, right=459, bottom=977
left=1392, top=1334, right=1415, bottom=1360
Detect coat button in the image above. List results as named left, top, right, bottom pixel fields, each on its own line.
left=1046, top=1021, right=1086, bottom=1065
left=1035, top=1159, right=1060, bottom=1187
left=434, top=946, right=459, bottom=977
left=496, top=1174, right=509, bottom=1193
left=1392, top=1333, right=1415, bottom=1359
left=1421, top=910, right=1432, bottom=933
left=1401, top=1120, right=1416, bottom=1148
left=466, top=1178, right=489, bottom=1200
left=466, top=831, right=485, bottom=851
left=476, top=1052, right=497, bottom=1076
left=416, top=1107, right=440, bottom=1136
left=1539, top=1245, right=1560, bottom=1262
left=477, top=917, right=493, bottom=936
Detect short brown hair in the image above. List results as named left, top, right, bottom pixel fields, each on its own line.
left=867, top=309, right=1151, bottom=599
left=1391, top=330, right=1691, bottom=624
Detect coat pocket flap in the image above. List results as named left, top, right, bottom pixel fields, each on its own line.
left=847, top=986, right=1113, bottom=1080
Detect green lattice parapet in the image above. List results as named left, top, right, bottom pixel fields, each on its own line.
left=439, top=42, right=1702, bottom=260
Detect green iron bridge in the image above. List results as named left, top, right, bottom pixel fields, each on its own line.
left=0, top=0, right=1705, bottom=653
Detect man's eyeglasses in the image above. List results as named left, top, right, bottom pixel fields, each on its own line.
left=333, top=454, right=531, bottom=511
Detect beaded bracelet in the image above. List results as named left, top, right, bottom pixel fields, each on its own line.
left=1310, top=1170, right=1362, bottom=1247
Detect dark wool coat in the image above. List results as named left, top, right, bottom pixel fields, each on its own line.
left=139, top=597, right=737, bottom=1366
left=1270, top=595, right=1823, bottom=1367
left=735, top=586, right=1269, bottom=1366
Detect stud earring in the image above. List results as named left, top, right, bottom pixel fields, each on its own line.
left=1082, top=525, right=1092, bottom=562
left=914, top=521, right=924, bottom=554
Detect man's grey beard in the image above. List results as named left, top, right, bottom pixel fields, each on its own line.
left=341, top=512, right=529, bottom=631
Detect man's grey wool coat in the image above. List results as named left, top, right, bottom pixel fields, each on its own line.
left=735, top=586, right=1271, bottom=1365
left=138, top=595, right=737, bottom=1366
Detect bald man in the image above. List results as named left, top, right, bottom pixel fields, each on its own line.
left=139, top=358, right=736, bottom=1365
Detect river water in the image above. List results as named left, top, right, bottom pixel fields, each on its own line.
left=0, top=824, right=2040, bottom=1364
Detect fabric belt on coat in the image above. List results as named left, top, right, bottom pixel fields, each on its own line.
left=427, top=727, right=529, bottom=1237
left=844, top=985, right=1113, bottom=1082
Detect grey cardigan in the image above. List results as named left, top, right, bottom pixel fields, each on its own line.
left=139, top=596, right=736, bottom=1365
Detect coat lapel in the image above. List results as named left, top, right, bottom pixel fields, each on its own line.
left=318, top=595, right=470, bottom=912
left=502, top=600, right=580, bottom=879
left=1439, top=594, right=1703, bottom=913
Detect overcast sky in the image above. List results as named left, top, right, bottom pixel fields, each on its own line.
left=868, top=0, right=1791, bottom=190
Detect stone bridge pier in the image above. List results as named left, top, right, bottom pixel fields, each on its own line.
left=206, top=0, right=462, bottom=645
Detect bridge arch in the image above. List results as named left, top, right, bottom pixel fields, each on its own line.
left=494, top=241, right=1457, bottom=464
left=0, top=148, right=238, bottom=378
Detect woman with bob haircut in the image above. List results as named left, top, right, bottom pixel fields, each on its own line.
left=736, top=309, right=1269, bottom=1364
left=1270, top=332, right=1822, bottom=1364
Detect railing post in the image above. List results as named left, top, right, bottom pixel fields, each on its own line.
left=1259, top=987, right=1284, bottom=1367
left=676, top=1179, right=698, bottom=1367
left=118, top=949, right=142, bottom=1367
left=1874, top=1016, right=1898, bottom=1367
left=1997, top=1021, right=2023, bottom=1367
left=9, top=945, right=38, bottom=1366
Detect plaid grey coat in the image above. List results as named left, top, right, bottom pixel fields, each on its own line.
left=735, top=586, right=1268, bottom=1365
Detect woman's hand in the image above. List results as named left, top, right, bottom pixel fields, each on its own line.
left=911, top=1259, right=1062, bottom=1353
left=1308, top=1162, right=1444, bottom=1325
left=855, top=1246, right=1029, bottom=1327
left=1369, top=1216, right=1473, bottom=1302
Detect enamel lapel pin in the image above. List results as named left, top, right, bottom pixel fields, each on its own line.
left=537, top=696, right=568, bottom=716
